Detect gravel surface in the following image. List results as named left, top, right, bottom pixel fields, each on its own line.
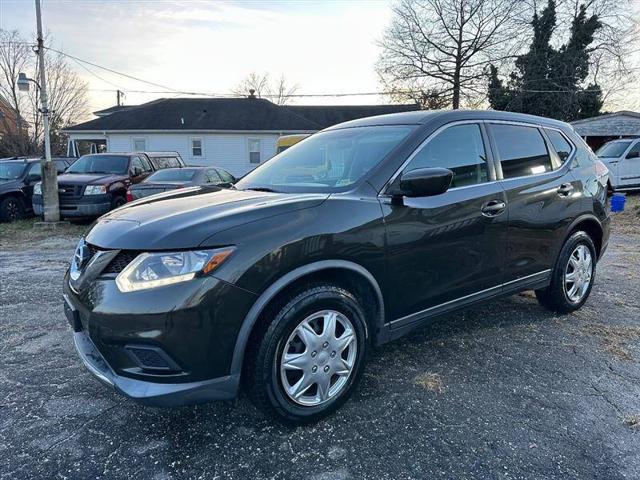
left=1, top=203, right=639, bottom=480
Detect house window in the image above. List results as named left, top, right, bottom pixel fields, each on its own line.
left=249, top=139, right=261, bottom=164
left=132, top=138, right=146, bottom=151
left=191, top=138, right=203, bottom=157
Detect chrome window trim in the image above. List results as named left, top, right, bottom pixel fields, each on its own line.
left=380, top=119, right=492, bottom=196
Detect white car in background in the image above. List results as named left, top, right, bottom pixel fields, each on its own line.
left=596, top=138, right=640, bottom=191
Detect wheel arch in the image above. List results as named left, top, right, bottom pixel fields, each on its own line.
left=230, top=260, right=385, bottom=377
left=565, top=214, right=604, bottom=258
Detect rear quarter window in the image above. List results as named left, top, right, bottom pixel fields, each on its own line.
left=544, top=129, right=574, bottom=163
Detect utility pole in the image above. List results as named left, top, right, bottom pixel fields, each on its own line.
left=35, top=0, right=60, bottom=222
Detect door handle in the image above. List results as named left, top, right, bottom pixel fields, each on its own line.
left=557, top=183, right=574, bottom=196
left=481, top=200, right=506, bottom=217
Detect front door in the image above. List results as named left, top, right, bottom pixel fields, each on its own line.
left=618, top=140, right=640, bottom=188
left=381, top=122, right=508, bottom=325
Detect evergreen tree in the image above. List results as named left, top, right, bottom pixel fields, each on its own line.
left=488, top=0, right=603, bottom=121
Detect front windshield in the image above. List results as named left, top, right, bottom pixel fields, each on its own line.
left=146, top=169, right=197, bottom=182
left=66, top=155, right=129, bottom=174
left=596, top=141, right=631, bottom=158
left=236, top=125, right=415, bottom=193
left=0, top=162, right=27, bottom=180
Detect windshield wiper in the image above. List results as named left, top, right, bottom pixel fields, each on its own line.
left=242, top=187, right=282, bottom=193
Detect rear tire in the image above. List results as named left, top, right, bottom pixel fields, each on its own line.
left=244, top=284, right=369, bottom=424
left=0, top=196, right=26, bottom=222
left=535, top=231, right=597, bottom=313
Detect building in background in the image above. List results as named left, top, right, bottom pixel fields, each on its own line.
left=63, top=97, right=418, bottom=176
left=570, top=111, right=640, bottom=151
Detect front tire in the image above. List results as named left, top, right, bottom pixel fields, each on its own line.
left=0, top=196, right=26, bottom=222
left=535, top=231, right=597, bottom=313
left=244, top=284, right=369, bottom=424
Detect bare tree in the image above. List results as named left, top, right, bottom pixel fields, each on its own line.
left=377, top=0, right=524, bottom=109
left=0, top=30, right=31, bottom=155
left=232, top=72, right=299, bottom=105
left=29, top=49, right=89, bottom=154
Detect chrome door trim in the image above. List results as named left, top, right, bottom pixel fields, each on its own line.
left=389, top=269, right=551, bottom=328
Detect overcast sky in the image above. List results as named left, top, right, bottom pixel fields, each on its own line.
left=1, top=0, right=638, bottom=117
left=1, top=0, right=396, bottom=115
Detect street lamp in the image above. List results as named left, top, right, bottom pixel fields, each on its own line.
left=17, top=72, right=35, bottom=91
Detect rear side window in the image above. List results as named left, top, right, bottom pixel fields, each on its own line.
left=151, top=156, right=181, bottom=169
left=544, top=129, right=573, bottom=163
left=217, top=169, right=234, bottom=183
left=405, top=123, right=489, bottom=188
left=490, top=124, right=552, bottom=179
left=206, top=169, right=221, bottom=183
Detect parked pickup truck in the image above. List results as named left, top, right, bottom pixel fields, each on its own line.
left=32, top=151, right=185, bottom=218
left=0, top=157, right=75, bottom=222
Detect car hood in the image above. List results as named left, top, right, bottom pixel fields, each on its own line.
left=56, top=173, right=127, bottom=185
left=86, top=187, right=329, bottom=250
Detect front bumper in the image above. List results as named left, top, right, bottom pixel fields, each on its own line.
left=63, top=267, right=257, bottom=407
left=73, top=330, right=239, bottom=406
left=33, top=194, right=111, bottom=218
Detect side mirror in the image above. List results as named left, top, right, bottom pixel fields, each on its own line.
left=626, top=150, right=640, bottom=159
left=132, top=166, right=143, bottom=176
left=26, top=174, right=41, bottom=183
left=392, top=167, right=453, bottom=198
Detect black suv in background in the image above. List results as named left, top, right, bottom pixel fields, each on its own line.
left=0, top=157, right=74, bottom=221
left=64, top=110, right=610, bottom=423
left=33, top=151, right=185, bottom=218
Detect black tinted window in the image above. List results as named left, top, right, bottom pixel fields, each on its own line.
left=405, top=124, right=488, bottom=188
left=490, top=124, right=552, bottom=178
left=627, top=142, right=640, bottom=157
left=545, top=129, right=573, bottom=162
left=66, top=155, right=129, bottom=174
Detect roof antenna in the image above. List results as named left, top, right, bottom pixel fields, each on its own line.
left=248, top=89, right=256, bottom=99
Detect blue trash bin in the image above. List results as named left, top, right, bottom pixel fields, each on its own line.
left=611, top=193, right=626, bottom=212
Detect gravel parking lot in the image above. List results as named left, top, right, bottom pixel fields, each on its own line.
left=1, top=199, right=639, bottom=480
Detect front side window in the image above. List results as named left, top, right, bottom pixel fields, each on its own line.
left=490, top=124, right=553, bottom=179
left=249, top=139, right=261, bottom=164
left=66, top=155, right=129, bottom=175
left=191, top=139, right=203, bottom=157
left=626, top=142, right=640, bottom=158
left=596, top=140, right=631, bottom=158
left=217, top=169, right=234, bottom=183
left=26, top=162, right=42, bottom=179
left=236, top=125, right=414, bottom=193
left=132, top=138, right=146, bottom=151
left=130, top=156, right=144, bottom=174
left=404, top=123, right=489, bottom=188
left=544, top=129, right=573, bottom=162
left=139, top=155, right=153, bottom=173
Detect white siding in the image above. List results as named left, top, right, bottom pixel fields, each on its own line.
left=100, top=133, right=281, bottom=177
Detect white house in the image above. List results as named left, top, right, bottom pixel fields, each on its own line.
left=63, top=97, right=418, bottom=177
left=570, top=110, right=640, bottom=151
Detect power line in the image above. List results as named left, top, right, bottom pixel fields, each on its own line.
left=44, top=46, right=179, bottom=93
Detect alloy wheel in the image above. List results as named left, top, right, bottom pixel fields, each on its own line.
left=564, top=244, right=593, bottom=303
left=279, top=310, right=357, bottom=407
left=6, top=199, right=19, bottom=221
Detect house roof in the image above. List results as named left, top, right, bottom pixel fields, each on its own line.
left=92, top=105, right=136, bottom=117
left=285, top=104, right=419, bottom=129
left=570, top=111, right=640, bottom=136
left=65, top=98, right=419, bottom=133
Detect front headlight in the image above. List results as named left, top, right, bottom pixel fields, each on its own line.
left=115, top=247, right=235, bottom=292
left=84, top=185, right=107, bottom=195
left=33, top=182, right=42, bottom=195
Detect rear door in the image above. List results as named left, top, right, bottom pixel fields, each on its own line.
left=382, top=122, right=508, bottom=325
left=487, top=122, right=582, bottom=287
